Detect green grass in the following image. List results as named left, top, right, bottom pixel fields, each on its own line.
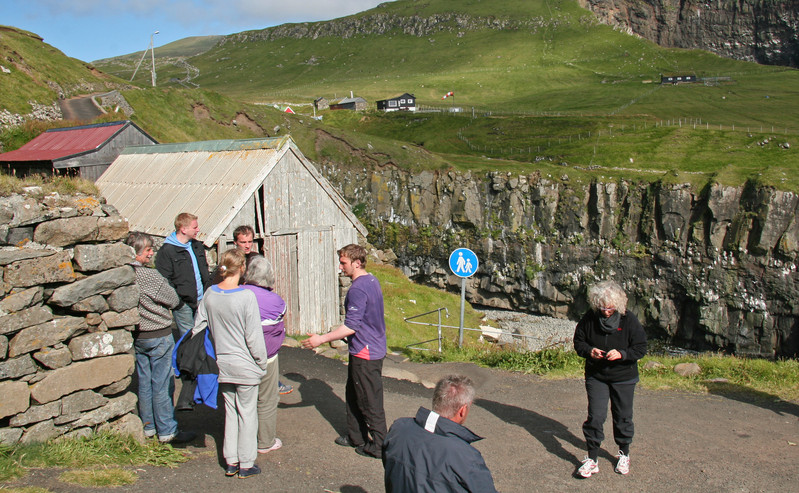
left=371, top=263, right=490, bottom=352
left=639, top=353, right=799, bottom=402
left=408, top=344, right=799, bottom=402
left=411, top=343, right=586, bottom=378
left=94, top=0, right=799, bottom=129
left=59, top=468, right=137, bottom=487
left=94, top=35, right=222, bottom=64
left=8, top=0, right=799, bottom=192
left=0, top=432, right=188, bottom=483
left=0, top=26, right=125, bottom=114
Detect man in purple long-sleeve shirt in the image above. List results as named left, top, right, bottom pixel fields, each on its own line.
left=302, top=243, right=387, bottom=459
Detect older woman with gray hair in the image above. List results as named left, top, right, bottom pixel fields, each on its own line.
left=125, top=232, right=195, bottom=444
left=573, top=280, right=647, bottom=479
left=241, top=255, right=287, bottom=454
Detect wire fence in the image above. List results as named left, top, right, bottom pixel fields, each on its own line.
left=442, top=112, right=797, bottom=158
left=404, top=307, right=570, bottom=353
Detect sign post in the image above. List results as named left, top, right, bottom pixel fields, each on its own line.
left=448, top=248, right=479, bottom=347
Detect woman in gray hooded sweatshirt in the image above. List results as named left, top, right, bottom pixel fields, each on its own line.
left=192, top=249, right=267, bottom=479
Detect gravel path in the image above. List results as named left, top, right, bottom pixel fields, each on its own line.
left=480, top=307, right=576, bottom=352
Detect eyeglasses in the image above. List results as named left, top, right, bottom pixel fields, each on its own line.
left=598, top=307, right=616, bottom=312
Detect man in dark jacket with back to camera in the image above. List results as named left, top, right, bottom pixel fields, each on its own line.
left=382, top=374, right=497, bottom=493
left=155, top=212, right=210, bottom=338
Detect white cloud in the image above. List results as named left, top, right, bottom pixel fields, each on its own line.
left=33, top=0, right=388, bottom=30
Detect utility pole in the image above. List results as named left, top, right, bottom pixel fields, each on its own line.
left=130, top=30, right=159, bottom=86
left=150, top=31, right=159, bottom=87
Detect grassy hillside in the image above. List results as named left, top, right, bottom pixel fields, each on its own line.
left=0, top=26, right=124, bottom=114
left=94, top=0, right=799, bottom=190
left=320, top=109, right=799, bottom=189
left=6, top=0, right=799, bottom=192
left=93, top=35, right=222, bottom=64
left=136, top=0, right=799, bottom=130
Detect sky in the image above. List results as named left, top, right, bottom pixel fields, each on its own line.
left=1, top=0, right=389, bottom=62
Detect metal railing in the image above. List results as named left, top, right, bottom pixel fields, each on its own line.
left=404, top=307, right=572, bottom=352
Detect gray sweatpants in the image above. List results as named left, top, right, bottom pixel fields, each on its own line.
left=221, top=383, right=259, bottom=468
left=257, top=355, right=280, bottom=449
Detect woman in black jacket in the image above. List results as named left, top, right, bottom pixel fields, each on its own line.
left=573, top=280, right=647, bottom=478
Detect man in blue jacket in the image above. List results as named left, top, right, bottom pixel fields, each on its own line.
left=382, top=375, right=497, bottom=493
left=155, top=212, right=210, bottom=337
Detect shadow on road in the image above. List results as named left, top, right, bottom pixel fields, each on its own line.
left=281, top=371, right=347, bottom=435
left=475, top=398, right=585, bottom=466
left=705, top=381, right=799, bottom=419
left=173, top=386, right=225, bottom=466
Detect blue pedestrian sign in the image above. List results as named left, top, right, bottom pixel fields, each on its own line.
left=449, top=248, right=479, bottom=278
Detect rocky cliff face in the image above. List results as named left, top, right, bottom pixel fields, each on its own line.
left=578, top=0, right=799, bottom=67
left=317, top=140, right=799, bottom=357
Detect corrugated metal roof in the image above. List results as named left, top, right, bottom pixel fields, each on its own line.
left=97, top=135, right=366, bottom=247
left=98, top=141, right=285, bottom=246
left=0, top=121, right=132, bottom=162
left=121, top=136, right=289, bottom=155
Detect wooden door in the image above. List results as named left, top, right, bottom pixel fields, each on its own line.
left=263, top=234, right=300, bottom=335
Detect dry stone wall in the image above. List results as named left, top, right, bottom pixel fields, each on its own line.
left=0, top=190, right=140, bottom=445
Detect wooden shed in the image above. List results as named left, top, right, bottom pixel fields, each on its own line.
left=95, top=136, right=367, bottom=335
left=0, top=121, right=157, bottom=181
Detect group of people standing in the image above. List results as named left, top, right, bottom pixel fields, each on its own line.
left=127, top=214, right=290, bottom=478
left=128, top=212, right=648, bottom=488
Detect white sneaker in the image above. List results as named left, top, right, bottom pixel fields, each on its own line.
left=577, top=457, right=599, bottom=478
left=258, top=437, right=282, bottom=454
left=615, top=451, right=630, bottom=475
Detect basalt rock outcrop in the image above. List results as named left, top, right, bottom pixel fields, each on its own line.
left=578, top=0, right=799, bottom=68
left=320, top=160, right=799, bottom=358
left=0, top=191, right=140, bottom=445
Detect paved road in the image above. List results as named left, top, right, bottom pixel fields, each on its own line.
left=59, top=96, right=102, bottom=123
left=6, top=346, right=799, bottom=492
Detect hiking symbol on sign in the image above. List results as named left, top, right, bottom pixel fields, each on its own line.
left=449, top=248, right=478, bottom=278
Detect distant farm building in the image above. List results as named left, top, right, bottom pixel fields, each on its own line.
left=330, top=96, right=368, bottom=111
left=376, top=93, right=417, bottom=112
left=0, top=121, right=156, bottom=181
left=314, top=97, right=330, bottom=110
left=661, top=74, right=697, bottom=84
left=96, top=136, right=367, bottom=335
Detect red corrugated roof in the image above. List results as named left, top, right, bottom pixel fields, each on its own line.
left=0, top=121, right=128, bottom=162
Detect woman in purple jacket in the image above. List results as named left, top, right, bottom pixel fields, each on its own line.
left=573, top=280, right=647, bottom=479
left=242, top=255, right=287, bottom=454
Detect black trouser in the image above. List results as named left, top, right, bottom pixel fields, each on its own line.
left=346, top=355, right=387, bottom=458
left=582, top=377, right=636, bottom=459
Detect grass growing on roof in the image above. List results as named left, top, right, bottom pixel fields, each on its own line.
left=0, top=173, right=98, bottom=197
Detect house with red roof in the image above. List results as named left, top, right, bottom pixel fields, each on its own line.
left=0, top=120, right=157, bottom=181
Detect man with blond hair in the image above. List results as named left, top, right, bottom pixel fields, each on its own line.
left=382, top=375, right=497, bottom=492
left=155, top=212, right=210, bottom=337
